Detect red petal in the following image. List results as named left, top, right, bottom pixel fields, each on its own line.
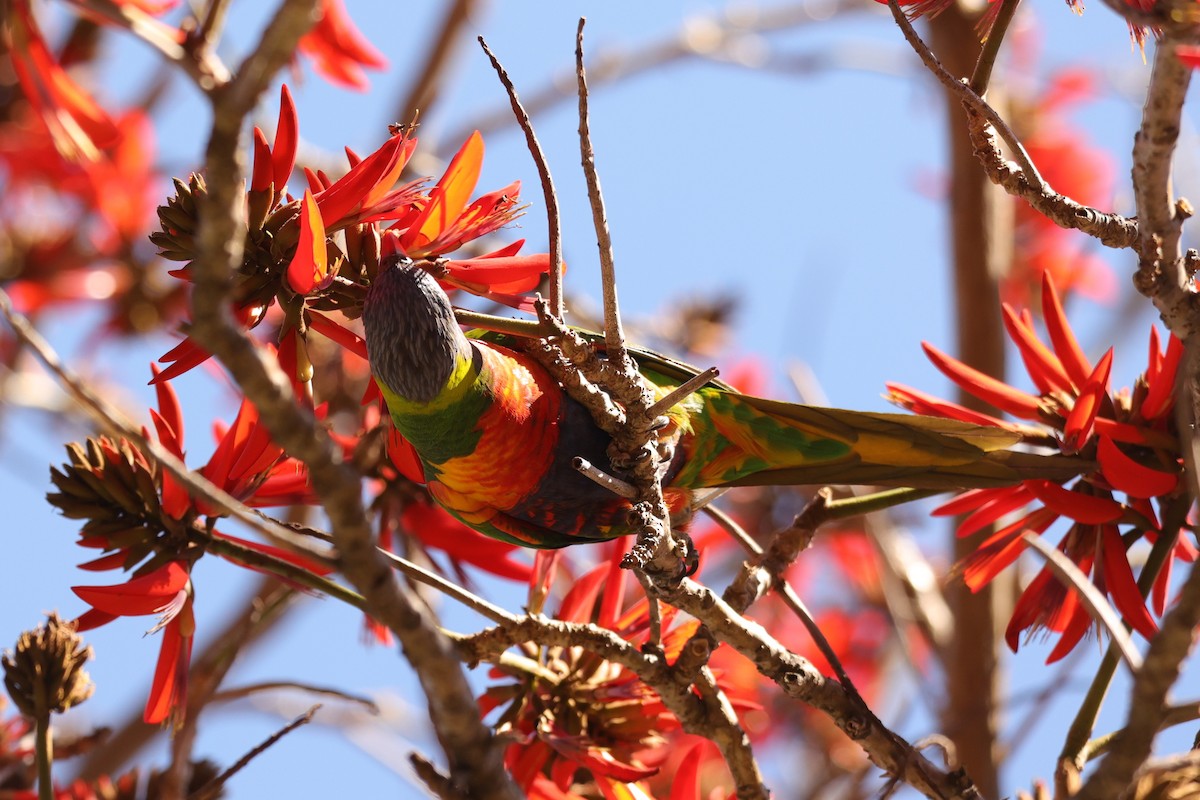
left=307, top=310, right=367, bottom=359
left=73, top=608, right=117, bottom=631
left=933, top=487, right=1009, bottom=517
left=272, top=84, right=298, bottom=192
left=151, top=338, right=211, bottom=384
left=150, top=365, right=184, bottom=446
left=212, top=531, right=333, bottom=576
left=885, top=383, right=1017, bottom=429
left=297, top=0, right=388, bottom=91
left=922, top=342, right=1042, bottom=419
left=149, top=410, right=190, bottom=519
left=1062, top=348, right=1113, bottom=451
left=1097, top=526, right=1157, bottom=641
left=1096, top=435, right=1178, bottom=498
left=1026, top=480, right=1123, bottom=524
left=962, top=508, right=1056, bottom=591
left=1041, top=272, right=1092, bottom=387
left=1141, top=332, right=1183, bottom=421
left=404, top=131, right=483, bottom=254
left=670, top=742, right=706, bottom=800
left=1178, top=44, right=1200, bottom=68
left=597, top=543, right=629, bottom=629
left=1092, top=417, right=1173, bottom=448
left=387, top=427, right=425, bottom=483
left=1045, top=600, right=1092, bottom=663
left=250, top=127, right=272, bottom=193
left=77, top=551, right=130, bottom=571
left=316, top=134, right=410, bottom=228
left=556, top=564, right=608, bottom=623
left=286, top=189, right=328, bottom=295
left=1002, top=304, right=1073, bottom=393
left=143, top=612, right=191, bottom=724
left=444, top=255, right=549, bottom=293
left=72, top=561, right=190, bottom=617
left=402, top=503, right=531, bottom=582
left=1153, top=551, right=1172, bottom=615
left=953, top=484, right=1036, bottom=539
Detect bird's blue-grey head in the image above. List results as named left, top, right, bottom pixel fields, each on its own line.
left=362, top=258, right=473, bottom=404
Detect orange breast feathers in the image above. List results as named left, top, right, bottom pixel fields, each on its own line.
left=426, top=343, right=563, bottom=521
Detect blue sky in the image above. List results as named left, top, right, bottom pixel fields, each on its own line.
left=2, top=1, right=1197, bottom=797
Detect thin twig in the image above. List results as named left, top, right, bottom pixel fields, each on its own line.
left=968, top=0, right=1020, bottom=95
left=1081, top=700, right=1200, bottom=762
left=212, top=682, right=379, bottom=714
left=573, top=457, right=638, bottom=498
left=657, top=576, right=982, bottom=800
left=644, top=366, right=720, bottom=420
left=189, top=705, right=321, bottom=800
left=478, top=36, right=564, bottom=318
left=1058, top=499, right=1186, bottom=769
left=193, top=0, right=233, bottom=50
left=888, top=0, right=1041, bottom=185
left=576, top=18, right=628, bottom=369
left=1020, top=533, right=1143, bottom=672
left=446, top=1, right=877, bottom=149
left=1073, top=557, right=1200, bottom=800
left=376, top=549, right=518, bottom=625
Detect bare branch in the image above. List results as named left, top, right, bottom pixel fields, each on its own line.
left=657, top=576, right=983, bottom=800
left=1131, top=30, right=1200, bottom=338
left=478, top=36, right=565, bottom=318
left=887, top=0, right=1139, bottom=251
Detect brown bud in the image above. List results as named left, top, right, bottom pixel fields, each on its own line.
left=2, top=613, right=94, bottom=718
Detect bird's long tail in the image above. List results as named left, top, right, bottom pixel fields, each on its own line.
left=676, top=390, right=1084, bottom=491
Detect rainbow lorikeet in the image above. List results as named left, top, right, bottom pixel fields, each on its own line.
left=362, top=260, right=1075, bottom=548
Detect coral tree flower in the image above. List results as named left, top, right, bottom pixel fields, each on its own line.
left=73, top=561, right=193, bottom=724
left=50, top=361, right=324, bottom=723
left=888, top=273, right=1192, bottom=660
left=151, top=85, right=548, bottom=383
left=481, top=543, right=750, bottom=797
left=296, top=0, right=388, bottom=91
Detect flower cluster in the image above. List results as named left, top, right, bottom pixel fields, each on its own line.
left=889, top=273, right=1194, bottom=659
left=480, top=543, right=750, bottom=798
left=150, top=85, right=548, bottom=386
left=46, top=355, right=327, bottom=723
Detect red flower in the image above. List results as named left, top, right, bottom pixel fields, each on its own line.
left=286, top=189, right=331, bottom=295
left=312, top=133, right=420, bottom=231
left=890, top=273, right=1186, bottom=659
left=481, top=542, right=753, bottom=797
left=8, top=0, right=120, bottom=161
left=73, top=561, right=194, bottom=724
left=296, top=0, right=387, bottom=91
left=150, top=358, right=317, bottom=515
left=1006, top=67, right=1116, bottom=307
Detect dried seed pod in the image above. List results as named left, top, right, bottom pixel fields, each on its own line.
left=2, top=613, right=93, bottom=717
